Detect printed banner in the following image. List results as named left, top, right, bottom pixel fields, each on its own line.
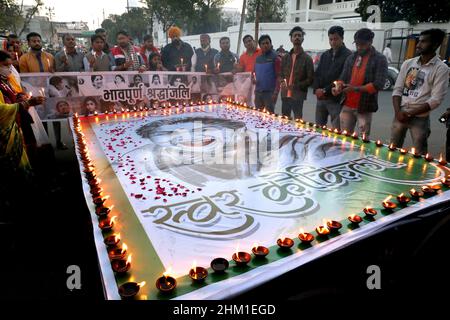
left=20, top=71, right=253, bottom=120
left=72, top=103, right=450, bottom=300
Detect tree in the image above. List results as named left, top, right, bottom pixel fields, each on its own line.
left=142, top=0, right=232, bottom=38
left=188, top=0, right=229, bottom=34
left=355, top=0, right=450, bottom=24
left=0, top=0, right=43, bottom=36
left=246, top=0, right=287, bottom=23
left=101, top=8, right=150, bottom=44
left=145, top=0, right=194, bottom=40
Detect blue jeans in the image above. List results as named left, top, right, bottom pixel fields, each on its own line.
left=255, top=91, right=274, bottom=113
left=315, top=99, right=342, bottom=129
left=281, top=97, right=305, bottom=120
left=390, top=116, right=430, bottom=155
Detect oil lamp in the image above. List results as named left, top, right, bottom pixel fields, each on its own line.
left=104, top=233, right=120, bottom=248
left=326, top=220, right=342, bottom=232
left=232, top=244, right=251, bottom=266
left=438, top=154, right=447, bottom=166
left=421, top=185, right=437, bottom=194
left=98, top=216, right=116, bottom=231
left=108, top=243, right=128, bottom=260
left=118, top=281, right=145, bottom=299
left=411, top=147, right=420, bottom=158
left=362, top=133, right=370, bottom=143
left=396, top=193, right=411, bottom=205
left=316, top=220, right=330, bottom=236
left=277, top=237, right=294, bottom=249
left=252, top=243, right=269, bottom=258
left=298, top=228, right=314, bottom=244
left=156, top=268, right=176, bottom=293
left=112, top=254, right=131, bottom=274
left=189, top=261, right=208, bottom=283
left=382, top=196, right=397, bottom=210
left=409, top=188, right=424, bottom=198
left=210, top=258, right=229, bottom=273
left=348, top=214, right=363, bottom=224
left=363, top=207, right=378, bottom=217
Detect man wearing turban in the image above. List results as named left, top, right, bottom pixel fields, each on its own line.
left=161, top=26, right=194, bottom=72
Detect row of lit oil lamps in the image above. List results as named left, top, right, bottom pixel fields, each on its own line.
left=72, top=105, right=450, bottom=299
left=115, top=174, right=450, bottom=298
left=82, top=98, right=448, bottom=166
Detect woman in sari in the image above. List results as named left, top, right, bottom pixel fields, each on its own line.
left=0, top=96, right=45, bottom=176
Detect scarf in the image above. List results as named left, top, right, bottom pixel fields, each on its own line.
left=122, top=44, right=141, bottom=71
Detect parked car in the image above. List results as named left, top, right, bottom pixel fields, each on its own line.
left=384, top=66, right=399, bottom=90
left=305, top=50, right=325, bottom=71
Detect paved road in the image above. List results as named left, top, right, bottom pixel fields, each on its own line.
left=275, top=88, right=449, bottom=156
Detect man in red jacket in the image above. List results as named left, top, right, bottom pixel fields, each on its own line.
left=111, top=30, right=146, bottom=72
left=140, top=34, right=159, bottom=69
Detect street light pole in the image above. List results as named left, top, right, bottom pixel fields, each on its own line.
left=236, top=0, right=247, bottom=56
left=46, top=6, right=55, bottom=48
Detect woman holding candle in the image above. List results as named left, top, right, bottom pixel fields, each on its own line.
left=0, top=50, right=42, bottom=156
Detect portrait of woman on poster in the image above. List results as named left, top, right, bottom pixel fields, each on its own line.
left=80, top=97, right=100, bottom=116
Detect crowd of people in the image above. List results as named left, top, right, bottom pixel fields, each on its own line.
left=1, top=24, right=449, bottom=189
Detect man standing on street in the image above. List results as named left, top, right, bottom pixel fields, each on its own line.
left=332, top=28, right=388, bottom=136
left=280, top=26, right=314, bottom=120
left=390, top=29, right=448, bottom=155
left=254, top=35, right=281, bottom=112
left=313, top=26, right=352, bottom=129
left=55, top=34, right=85, bottom=72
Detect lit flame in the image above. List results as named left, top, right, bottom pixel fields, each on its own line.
left=411, top=147, right=416, bottom=154
left=115, top=233, right=121, bottom=241
left=110, top=216, right=117, bottom=225
left=389, top=143, right=394, bottom=149
left=439, top=153, right=444, bottom=162
left=349, top=214, right=357, bottom=219
left=191, top=260, right=197, bottom=270
left=122, top=243, right=128, bottom=252
left=126, top=254, right=132, bottom=264
left=137, top=281, right=146, bottom=288
left=342, top=130, right=348, bottom=135
left=377, top=140, right=381, bottom=144
left=163, top=267, right=172, bottom=278
left=383, top=195, right=392, bottom=203
left=425, top=153, right=430, bottom=158
left=299, top=227, right=305, bottom=235
left=398, top=193, right=404, bottom=198
left=252, top=242, right=258, bottom=250
left=410, top=188, right=416, bottom=194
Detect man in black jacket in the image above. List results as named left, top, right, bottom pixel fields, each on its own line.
left=332, top=28, right=388, bottom=136
left=313, top=26, right=352, bottom=129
